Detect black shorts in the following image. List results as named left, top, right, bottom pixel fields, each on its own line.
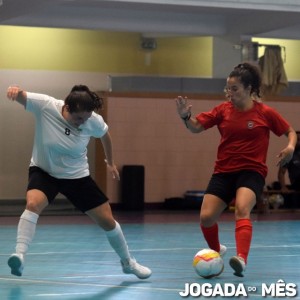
left=205, top=170, right=265, bottom=205
left=27, top=166, right=108, bottom=212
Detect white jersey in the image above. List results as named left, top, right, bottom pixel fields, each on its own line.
left=26, top=92, right=108, bottom=179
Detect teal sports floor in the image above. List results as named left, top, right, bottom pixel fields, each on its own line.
left=0, top=210, right=299, bottom=300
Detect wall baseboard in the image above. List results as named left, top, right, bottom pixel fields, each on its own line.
left=0, top=199, right=166, bottom=216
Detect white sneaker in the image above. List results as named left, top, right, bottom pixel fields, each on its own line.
left=8, top=253, right=24, bottom=277
left=121, top=258, right=152, bottom=279
left=219, top=244, right=227, bottom=258
left=229, top=256, right=246, bottom=277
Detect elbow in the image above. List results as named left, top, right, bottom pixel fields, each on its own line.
left=191, top=123, right=204, bottom=133
left=189, top=127, right=203, bottom=134
left=184, top=119, right=204, bottom=133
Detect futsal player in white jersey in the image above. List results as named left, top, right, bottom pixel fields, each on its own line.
left=6, top=84, right=152, bottom=279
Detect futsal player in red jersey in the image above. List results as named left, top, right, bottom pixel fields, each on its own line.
left=176, top=62, right=297, bottom=277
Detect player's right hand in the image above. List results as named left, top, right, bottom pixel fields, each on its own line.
left=175, top=96, right=192, bottom=119
left=7, top=85, right=22, bottom=101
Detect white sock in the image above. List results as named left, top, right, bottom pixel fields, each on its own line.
left=105, top=221, right=131, bottom=261
left=15, top=209, right=39, bottom=255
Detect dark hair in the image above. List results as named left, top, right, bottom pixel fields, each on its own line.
left=229, top=62, right=262, bottom=98
left=65, top=85, right=103, bottom=113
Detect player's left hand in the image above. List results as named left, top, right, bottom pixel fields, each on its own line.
left=105, top=160, right=120, bottom=180
left=276, top=145, right=294, bottom=167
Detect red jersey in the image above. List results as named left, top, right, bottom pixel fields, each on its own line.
left=196, top=100, right=290, bottom=178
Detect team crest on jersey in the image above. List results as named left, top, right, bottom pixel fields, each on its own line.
left=247, top=121, right=254, bottom=129
left=65, top=128, right=71, bottom=135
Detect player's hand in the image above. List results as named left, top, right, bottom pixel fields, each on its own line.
left=104, top=159, right=120, bottom=180
left=175, top=96, right=192, bottom=119
left=276, top=145, right=294, bottom=167
left=7, top=85, right=22, bottom=101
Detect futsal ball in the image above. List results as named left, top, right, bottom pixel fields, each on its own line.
left=193, top=249, right=224, bottom=279
left=268, top=193, right=284, bottom=209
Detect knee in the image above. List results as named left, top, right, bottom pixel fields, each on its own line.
left=200, top=212, right=215, bottom=227
left=26, top=193, right=48, bottom=214
left=92, top=217, right=116, bottom=231
left=234, top=207, right=251, bottom=220
left=26, top=200, right=43, bottom=214
left=85, top=205, right=116, bottom=231
left=101, top=219, right=116, bottom=231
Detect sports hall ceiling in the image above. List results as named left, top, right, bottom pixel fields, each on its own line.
left=1, top=0, right=300, bottom=40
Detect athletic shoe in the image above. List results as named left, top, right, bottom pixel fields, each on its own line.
left=121, top=257, right=152, bottom=279
left=219, top=244, right=227, bottom=258
left=229, top=256, right=246, bottom=277
left=8, top=253, right=24, bottom=277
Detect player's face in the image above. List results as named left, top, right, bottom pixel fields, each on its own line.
left=64, top=108, right=92, bottom=128
left=225, top=77, right=251, bottom=109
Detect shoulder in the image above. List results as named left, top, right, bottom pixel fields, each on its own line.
left=214, top=101, right=233, bottom=115
left=254, top=100, right=275, bottom=112
left=217, top=101, right=231, bottom=108
left=84, top=112, right=108, bottom=137
left=26, top=92, right=61, bottom=110
left=253, top=101, right=280, bottom=118
left=209, top=100, right=232, bottom=112
left=90, top=111, right=106, bottom=123
left=27, top=92, right=57, bottom=102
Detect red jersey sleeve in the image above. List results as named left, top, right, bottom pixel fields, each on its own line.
left=195, top=102, right=225, bottom=129
left=260, top=104, right=290, bottom=136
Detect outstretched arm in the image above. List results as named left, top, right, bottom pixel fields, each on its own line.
left=7, top=85, right=27, bottom=108
left=175, top=96, right=204, bottom=133
left=100, top=131, right=120, bottom=180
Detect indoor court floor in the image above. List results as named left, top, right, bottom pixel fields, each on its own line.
left=0, top=210, right=299, bottom=300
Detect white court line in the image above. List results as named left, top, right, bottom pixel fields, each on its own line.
left=1, top=243, right=300, bottom=257
left=33, top=292, right=264, bottom=298
left=0, top=277, right=270, bottom=299
left=35, top=292, right=103, bottom=297
left=0, top=277, right=269, bottom=299
left=1, top=245, right=300, bottom=258
left=2, top=242, right=297, bottom=259
left=0, top=277, right=181, bottom=292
